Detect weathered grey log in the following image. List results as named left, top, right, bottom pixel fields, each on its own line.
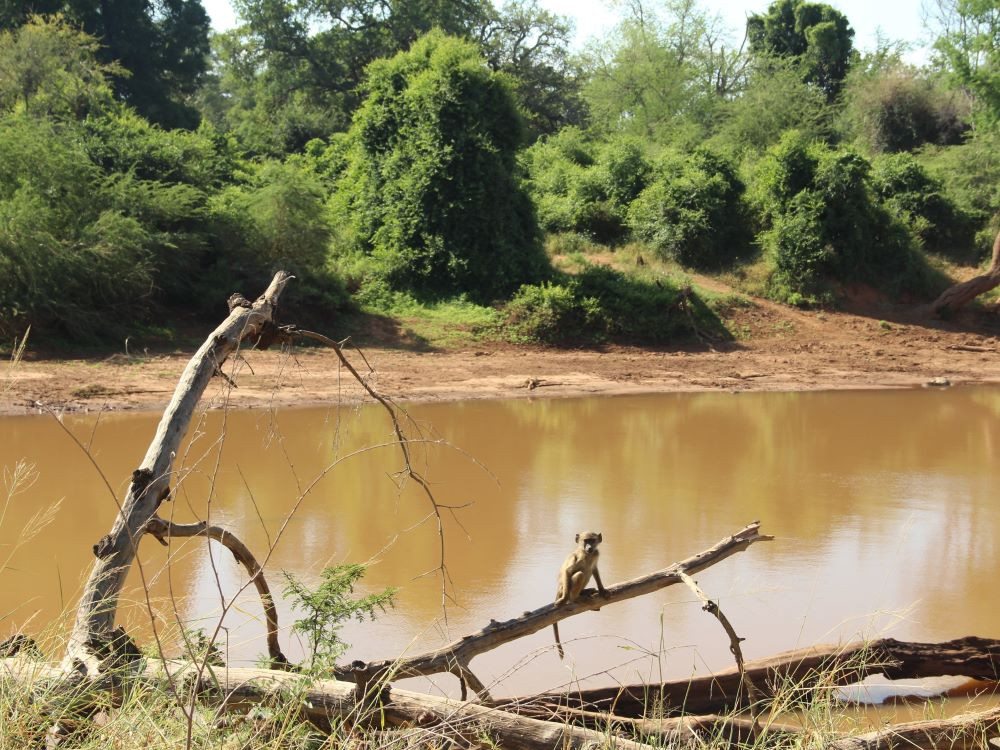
left=350, top=523, right=771, bottom=695
left=142, top=517, right=288, bottom=668
left=513, top=636, right=1000, bottom=718
left=65, top=272, right=293, bottom=673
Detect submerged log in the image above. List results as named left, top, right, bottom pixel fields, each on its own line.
left=350, top=522, right=772, bottom=696
left=507, top=636, right=1000, bottom=718
left=65, top=272, right=293, bottom=674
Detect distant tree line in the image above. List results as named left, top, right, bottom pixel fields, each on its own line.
left=2, top=0, right=1000, bottom=343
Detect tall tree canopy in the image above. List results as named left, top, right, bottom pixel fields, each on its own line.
left=0, top=0, right=210, bottom=127
left=747, top=0, right=854, bottom=99
left=217, top=0, right=579, bottom=154
left=930, top=0, right=1000, bottom=124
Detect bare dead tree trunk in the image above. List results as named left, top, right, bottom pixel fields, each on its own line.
left=824, top=705, right=1000, bottom=750
left=64, top=272, right=292, bottom=674
left=933, top=230, right=1000, bottom=316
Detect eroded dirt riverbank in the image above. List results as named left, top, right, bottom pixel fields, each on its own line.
left=3, top=298, right=1000, bottom=414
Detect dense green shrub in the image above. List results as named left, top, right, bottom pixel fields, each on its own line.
left=503, top=265, right=702, bottom=345
left=522, top=129, right=651, bottom=244
left=753, top=131, right=929, bottom=301
left=870, top=153, right=976, bottom=260
left=0, top=116, right=156, bottom=338
left=330, top=31, right=546, bottom=302
left=627, top=149, right=751, bottom=269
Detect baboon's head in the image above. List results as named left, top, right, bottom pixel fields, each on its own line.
left=575, top=531, right=603, bottom=554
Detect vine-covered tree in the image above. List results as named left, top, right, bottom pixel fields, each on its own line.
left=330, top=30, right=546, bottom=301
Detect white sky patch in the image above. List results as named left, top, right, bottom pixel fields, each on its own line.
left=200, top=0, right=933, bottom=61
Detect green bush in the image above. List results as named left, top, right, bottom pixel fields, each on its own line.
left=522, top=130, right=651, bottom=244
left=504, top=282, right=602, bottom=344
left=502, top=265, right=703, bottom=345
left=0, top=116, right=155, bottom=339
left=627, top=148, right=751, bottom=269
left=870, top=152, right=976, bottom=260
left=753, top=131, right=930, bottom=301
left=330, top=30, right=546, bottom=302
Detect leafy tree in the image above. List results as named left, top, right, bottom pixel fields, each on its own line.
left=0, top=0, right=211, bottom=128
left=479, top=0, right=585, bottom=137
left=582, top=0, right=743, bottom=140
left=711, top=54, right=831, bottom=157
left=0, top=14, right=119, bottom=118
left=747, top=0, right=854, bottom=99
left=929, top=0, right=1000, bottom=124
left=330, top=31, right=546, bottom=302
left=218, top=0, right=576, bottom=153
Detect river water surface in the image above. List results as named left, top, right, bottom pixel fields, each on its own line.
left=2, top=388, right=1000, bottom=710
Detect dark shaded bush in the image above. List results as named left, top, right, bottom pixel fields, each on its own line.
left=330, top=31, right=546, bottom=303
left=627, top=149, right=751, bottom=269
left=844, top=65, right=969, bottom=153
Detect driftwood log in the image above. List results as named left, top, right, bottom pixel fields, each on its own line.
left=509, top=636, right=1000, bottom=718
left=932, top=229, right=1000, bottom=315
left=65, top=272, right=293, bottom=673
left=349, top=522, right=772, bottom=698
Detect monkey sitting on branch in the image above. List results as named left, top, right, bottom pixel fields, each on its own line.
left=553, top=531, right=609, bottom=659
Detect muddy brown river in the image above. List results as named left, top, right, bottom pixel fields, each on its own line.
left=2, top=389, right=1000, bottom=714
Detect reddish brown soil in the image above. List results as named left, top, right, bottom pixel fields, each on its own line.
left=4, top=291, right=1000, bottom=415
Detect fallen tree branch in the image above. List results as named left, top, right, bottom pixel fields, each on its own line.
left=520, top=636, right=1000, bottom=718
left=142, top=517, right=288, bottom=668
left=1, top=659, right=662, bottom=750
left=347, top=523, right=771, bottom=697
left=65, top=272, right=293, bottom=674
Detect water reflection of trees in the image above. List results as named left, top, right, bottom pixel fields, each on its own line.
left=3, top=389, right=1000, bottom=680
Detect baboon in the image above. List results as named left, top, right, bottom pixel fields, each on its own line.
left=552, top=531, right=608, bottom=659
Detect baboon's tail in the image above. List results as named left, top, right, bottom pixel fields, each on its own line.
left=553, top=623, right=565, bottom=660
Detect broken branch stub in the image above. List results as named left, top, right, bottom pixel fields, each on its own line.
left=65, top=271, right=293, bottom=673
